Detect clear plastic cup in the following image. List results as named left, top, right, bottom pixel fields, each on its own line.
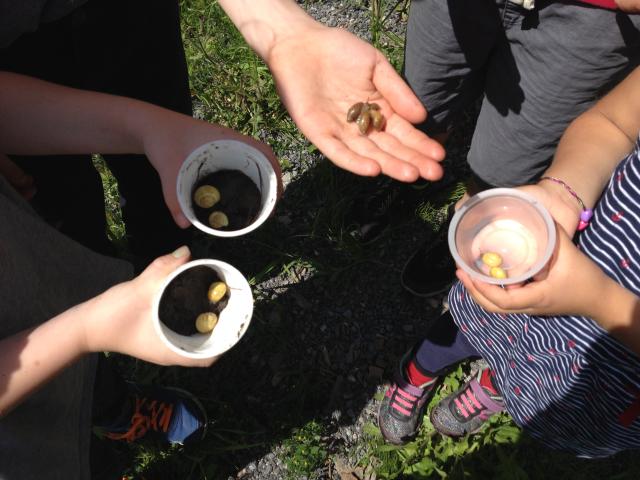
left=448, top=188, right=556, bottom=285
left=152, top=259, right=253, bottom=360
left=177, top=140, right=278, bottom=237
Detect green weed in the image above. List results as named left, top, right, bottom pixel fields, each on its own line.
left=281, top=420, right=329, bottom=479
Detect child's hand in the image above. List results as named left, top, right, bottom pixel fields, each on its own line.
left=515, top=183, right=583, bottom=237
left=456, top=227, right=611, bottom=319
left=82, top=246, right=217, bottom=367
left=265, top=25, right=446, bottom=182
left=139, top=112, right=282, bottom=229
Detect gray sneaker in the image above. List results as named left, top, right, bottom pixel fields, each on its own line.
left=378, top=354, right=440, bottom=445
left=430, top=368, right=504, bottom=437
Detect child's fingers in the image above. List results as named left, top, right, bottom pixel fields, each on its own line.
left=160, top=177, right=191, bottom=229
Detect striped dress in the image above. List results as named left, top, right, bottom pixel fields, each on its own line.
left=448, top=137, right=640, bottom=458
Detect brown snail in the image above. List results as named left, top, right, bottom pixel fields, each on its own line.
left=347, top=101, right=385, bottom=134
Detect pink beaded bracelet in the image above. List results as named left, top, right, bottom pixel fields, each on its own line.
left=540, top=176, right=593, bottom=231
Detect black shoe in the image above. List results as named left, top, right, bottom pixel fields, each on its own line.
left=401, top=212, right=456, bottom=298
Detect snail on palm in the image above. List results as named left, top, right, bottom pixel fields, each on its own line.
left=347, top=101, right=385, bottom=134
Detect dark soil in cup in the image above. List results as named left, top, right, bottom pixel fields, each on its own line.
left=192, top=169, right=261, bottom=231
left=159, top=266, right=230, bottom=336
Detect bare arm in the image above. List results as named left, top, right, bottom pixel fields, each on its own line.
left=532, top=67, right=640, bottom=234
left=0, top=71, right=281, bottom=227
left=0, top=249, right=215, bottom=417
left=0, top=72, right=150, bottom=155
left=217, top=0, right=446, bottom=182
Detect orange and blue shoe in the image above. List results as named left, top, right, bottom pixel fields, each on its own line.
left=97, top=383, right=208, bottom=445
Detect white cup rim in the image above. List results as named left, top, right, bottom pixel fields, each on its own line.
left=152, top=259, right=254, bottom=359
left=448, top=188, right=556, bottom=285
left=177, top=140, right=277, bottom=237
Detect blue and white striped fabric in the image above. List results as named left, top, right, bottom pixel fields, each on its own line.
left=448, top=137, right=640, bottom=458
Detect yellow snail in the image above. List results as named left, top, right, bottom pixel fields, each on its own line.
left=208, top=211, right=229, bottom=229
left=207, top=281, right=228, bottom=303
left=195, top=312, right=218, bottom=333
left=193, top=185, right=221, bottom=209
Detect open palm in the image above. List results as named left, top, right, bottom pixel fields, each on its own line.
left=267, top=25, right=446, bottom=182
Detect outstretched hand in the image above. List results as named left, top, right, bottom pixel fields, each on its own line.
left=266, top=25, right=446, bottom=182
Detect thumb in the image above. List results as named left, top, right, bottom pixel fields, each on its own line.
left=139, top=246, right=192, bottom=284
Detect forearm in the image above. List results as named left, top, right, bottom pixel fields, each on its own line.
left=217, top=0, right=320, bottom=62
left=542, top=111, right=634, bottom=211
left=539, top=67, right=640, bottom=230
left=0, top=72, right=173, bottom=156
left=592, top=279, right=640, bottom=357
left=0, top=302, right=90, bottom=416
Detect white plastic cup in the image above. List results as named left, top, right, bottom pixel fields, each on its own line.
left=177, top=140, right=278, bottom=237
left=448, top=188, right=556, bottom=286
left=152, top=259, right=253, bottom=360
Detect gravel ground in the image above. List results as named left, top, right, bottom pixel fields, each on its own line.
left=192, top=3, right=475, bottom=479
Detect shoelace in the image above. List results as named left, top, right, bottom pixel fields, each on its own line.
left=453, top=381, right=501, bottom=421
left=453, top=384, right=485, bottom=420
left=106, top=396, right=174, bottom=442
left=389, top=384, right=420, bottom=417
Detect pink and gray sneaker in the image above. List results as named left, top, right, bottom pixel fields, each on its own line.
left=430, top=367, right=504, bottom=437
left=378, top=353, right=440, bottom=445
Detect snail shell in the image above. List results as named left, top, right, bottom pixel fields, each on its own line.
left=347, top=102, right=364, bottom=122
left=369, top=109, right=384, bottom=131
left=356, top=111, right=371, bottom=134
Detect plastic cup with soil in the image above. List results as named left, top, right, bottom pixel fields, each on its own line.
left=177, top=140, right=278, bottom=237
left=152, top=259, right=253, bottom=360
left=447, top=188, right=556, bottom=286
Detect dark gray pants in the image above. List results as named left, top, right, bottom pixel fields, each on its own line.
left=404, top=0, right=640, bottom=186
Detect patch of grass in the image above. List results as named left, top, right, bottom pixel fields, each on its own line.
left=281, top=420, right=329, bottom=479
left=369, top=0, right=411, bottom=70
left=180, top=0, right=303, bottom=153
left=92, top=154, right=127, bottom=252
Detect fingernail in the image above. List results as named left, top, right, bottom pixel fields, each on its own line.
left=172, top=245, right=190, bottom=258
